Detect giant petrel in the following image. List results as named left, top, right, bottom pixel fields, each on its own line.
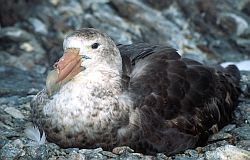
left=31, top=28, right=241, bottom=155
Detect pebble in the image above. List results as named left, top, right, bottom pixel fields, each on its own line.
left=236, top=140, right=250, bottom=151
left=78, top=148, right=106, bottom=159
left=4, top=107, right=25, bottom=119
left=232, top=125, right=250, bottom=140
left=221, top=124, right=236, bottom=132
left=20, top=42, right=34, bottom=52
left=29, top=18, right=48, bottom=35
left=156, top=153, right=169, bottom=160
left=208, top=132, right=233, bottom=142
left=24, top=145, right=49, bottom=159
left=101, top=150, right=118, bottom=158
left=217, top=12, right=249, bottom=36
left=1, top=27, right=32, bottom=41
left=112, top=146, right=134, bottom=155
left=0, top=139, right=25, bottom=160
left=49, top=0, right=60, bottom=6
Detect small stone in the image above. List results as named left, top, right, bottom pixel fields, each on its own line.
left=156, top=153, right=169, bottom=159
left=116, top=152, right=145, bottom=160
left=0, top=113, right=13, bottom=127
left=46, top=143, right=61, bottom=156
left=101, top=150, right=118, bottom=158
left=24, top=145, right=49, bottom=160
left=4, top=28, right=23, bottom=38
left=78, top=148, right=106, bottom=159
left=13, top=139, right=24, bottom=147
left=221, top=124, right=236, bottom=132
left=241, top=73, right=250, bottom=82
left=29, top=18, right=48, bottom=35
left=217, top=13, right=249, bottom=36
left=3, top=119, right=14, bottom=127
left=236, top=140, right=250, bottom=151
left=48, top=156, right=66, bottom=160
left=0, top=27, right=31, bottom=41
left=33, top=65, right=47, bottom=74
left=112, top=146, right=134, bottom=155
left=64, top=148, right=79, bottom=154
left=131, top=152, right=144, bottom=158
left=68, top=151, right=86, bottom=160
left=96, top=148, right=103, bottom=152
left=232, top=125, right=250, bottom=140
left=184, top=149, right=199, bottom=158
left=4, top=107, right=25, bottom=119
left=208, top=132, right=233, bottom=142
left=49, top=0, right=60, bottom=6
left=203, top=140, right=229, bottom=151
left=0, top=139, right=25, bottom=159
left=0, top=138, right=9, bottom=148
left=0, top=126, right=20, bottom=138
left=20, top=42, right=34, bottom=52
left=144, top=0, right=173, bottom=10
left=143, top=155, right=155, bottom=159
left=174, top=156, right=200, bottom=160
left=195, top=147, right=203, bottom=154
left=28, top=88, right=40, bottom=95
left=241, top=83, right=250, bottom=97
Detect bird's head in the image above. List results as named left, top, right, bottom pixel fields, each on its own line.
left=46, top=28, right=122, bottom=96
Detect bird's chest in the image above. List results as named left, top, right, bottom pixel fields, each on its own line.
left=42, top=80, right=119, bottom=139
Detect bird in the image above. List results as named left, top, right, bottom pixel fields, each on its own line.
left=31, top=28, right=241, bottom=155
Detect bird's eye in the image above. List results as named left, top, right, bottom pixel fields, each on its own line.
left=91, top=43, right=100, bottom=49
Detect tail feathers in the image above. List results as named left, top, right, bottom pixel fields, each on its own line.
left=225, top=64, right=241, bottom=85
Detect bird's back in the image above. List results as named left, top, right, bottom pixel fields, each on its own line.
left=118, top=43, right=241, bottom=155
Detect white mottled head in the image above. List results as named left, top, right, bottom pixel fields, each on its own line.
left=63, top=28, right=122, bottom=72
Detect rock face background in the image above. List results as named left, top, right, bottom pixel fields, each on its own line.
left=0, top=0, right=250, bottom=159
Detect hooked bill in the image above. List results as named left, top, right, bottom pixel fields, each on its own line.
left=46, top=48, right=82, bottom=96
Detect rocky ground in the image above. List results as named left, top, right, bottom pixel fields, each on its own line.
left=0, top=0, right=250, bottom=159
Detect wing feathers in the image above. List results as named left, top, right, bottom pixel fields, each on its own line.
left=119, top=43, right=240, bottom=153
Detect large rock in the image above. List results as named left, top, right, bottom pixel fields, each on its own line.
left=205, top=145, right=250, bottom=160
left=0, top=66, right=44, bottom=96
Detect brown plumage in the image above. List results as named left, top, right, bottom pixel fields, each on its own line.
left=31, top=28, right=241, bottom=155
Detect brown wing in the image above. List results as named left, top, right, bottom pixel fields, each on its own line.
left=119, top=43, right=241, bottom=155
